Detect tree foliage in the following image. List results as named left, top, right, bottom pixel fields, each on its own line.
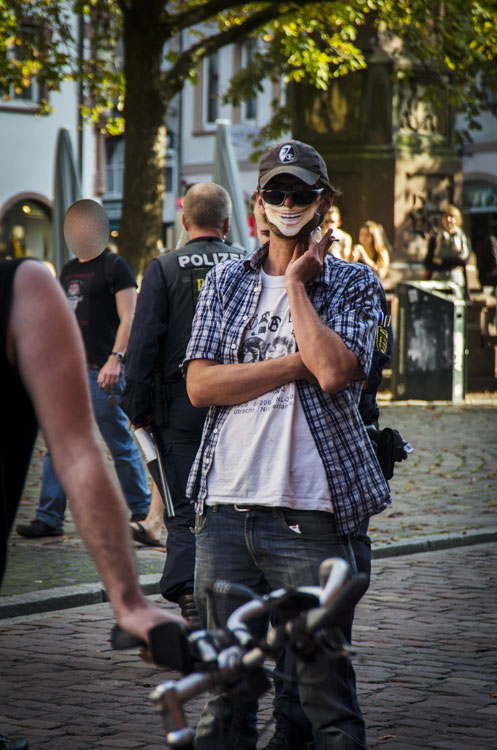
left=1, top=0, right=496, bottom=273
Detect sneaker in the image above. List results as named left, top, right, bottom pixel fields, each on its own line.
left=16, top=519, right=63, bottom=538
left=262, top=723, right=314, bottom=750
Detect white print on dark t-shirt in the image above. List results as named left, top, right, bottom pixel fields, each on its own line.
left=206, top=269, right=332, bottom=512
left=66, top=279, right=84, bottom=311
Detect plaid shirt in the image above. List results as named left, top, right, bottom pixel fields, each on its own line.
left=184, top=244, right=391, bottom=536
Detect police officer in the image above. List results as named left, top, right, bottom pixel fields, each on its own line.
left=120, top=182, right=244, bottom=624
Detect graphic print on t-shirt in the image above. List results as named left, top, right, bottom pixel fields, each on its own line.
left=66, top=279, right=84, bottom=311
left=240, top=307, right=294, bottom=362
left=234, top=281, right=297, bottom=417
left=206, top=270, right=332, bottom=510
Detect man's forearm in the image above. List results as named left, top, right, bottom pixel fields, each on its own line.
left=111, top=317, right=132, bottom=355
left=187, top=353, right=309, bottom=407
left=61, top=443, right=144, bottom=612
left=286, top=280, right=358, bottom=393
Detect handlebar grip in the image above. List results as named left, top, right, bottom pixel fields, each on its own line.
left=110, top=625, right=146, bottom=651
left=110, top=622, right=193, bottom=670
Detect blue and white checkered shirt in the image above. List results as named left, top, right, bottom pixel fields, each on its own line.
left=184, top=244, right=391, bottom=536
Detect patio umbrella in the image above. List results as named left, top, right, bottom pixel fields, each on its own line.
left=52, top=128, right=81, bottom=272
left=212, top=119, right=251, bottom=253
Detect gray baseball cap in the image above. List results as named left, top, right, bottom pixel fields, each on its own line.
left=258, top=140, right=334, bottom=191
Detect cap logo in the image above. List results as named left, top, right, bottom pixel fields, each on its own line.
left=278, top=144, right=296, bottom=163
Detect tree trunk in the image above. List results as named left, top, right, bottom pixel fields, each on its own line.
left=119, top=5, right=169, bottom=279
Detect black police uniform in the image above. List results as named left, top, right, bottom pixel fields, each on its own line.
left=120, top=237, right=245, bottom=602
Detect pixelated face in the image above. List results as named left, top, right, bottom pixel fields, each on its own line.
left=64, top=200, right=109, bottom=260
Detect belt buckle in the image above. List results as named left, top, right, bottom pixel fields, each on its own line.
left=233, top=504, right=250, bottom=512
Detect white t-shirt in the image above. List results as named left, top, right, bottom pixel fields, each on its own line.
left=206, top=269, right=332, bottom=511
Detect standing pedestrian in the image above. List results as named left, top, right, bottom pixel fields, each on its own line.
left=120, top=182, right=244, bottom=625
left=423, top=204, right=471, bottom=291
left=17, top=200, right=150, bottom=539
left=185, top=140, right=391, bottom=749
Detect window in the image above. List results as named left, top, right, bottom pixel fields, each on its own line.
left=105, top=137, right=125, bottom=197
left=205, top=52, right=219, bottom=125
left=241, top=40, right=257, bottom=122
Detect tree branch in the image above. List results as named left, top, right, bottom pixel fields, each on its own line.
left=161, top=1, right=312, bottom=97
left=164, top=0, right=285, bottom=34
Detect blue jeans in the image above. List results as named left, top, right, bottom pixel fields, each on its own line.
left=194, top=505, right=368, bottom=750
left=36, top=368, right=150, bottom=528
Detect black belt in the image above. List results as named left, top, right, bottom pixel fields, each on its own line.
left=210, top=504, right=279, bottom=513
left=88, top=363, right=101, bottom=370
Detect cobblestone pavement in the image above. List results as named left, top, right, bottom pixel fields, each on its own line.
left=368, top=395, right=497, bottom=545
left=1, top=543, right=496, bottom=749
left=1, top=395, right=497, bottom=748
left=4, top=395, right=497, bottom=596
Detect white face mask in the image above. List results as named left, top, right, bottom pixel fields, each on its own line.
left=263, top=202, right=318, bottom=238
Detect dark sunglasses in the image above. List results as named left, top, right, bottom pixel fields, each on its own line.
left=260, top=187, right=326, bottom=207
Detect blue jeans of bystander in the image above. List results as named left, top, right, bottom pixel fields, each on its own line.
left=36, top=368, right=150, bottom=528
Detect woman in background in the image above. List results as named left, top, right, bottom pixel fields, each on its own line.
left=423, top=205, right=471, bottom=290
left=353, top=220, right=390, bottom=279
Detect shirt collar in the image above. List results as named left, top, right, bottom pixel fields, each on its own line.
left=243, top=242, right=335, bottom=289
left=243, top=242, right=269, bottom=272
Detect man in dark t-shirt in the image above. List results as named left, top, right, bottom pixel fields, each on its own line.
left=17, top=200, right=150, bottom=538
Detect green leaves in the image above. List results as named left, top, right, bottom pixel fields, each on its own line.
left=2, top=0, right=496, bottom=136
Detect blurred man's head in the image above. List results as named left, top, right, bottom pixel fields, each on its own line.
left=64, top=200, right=109, bottom=261
left=250, top=191, right=270, bottom=244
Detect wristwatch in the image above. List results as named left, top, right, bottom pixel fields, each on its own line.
left=112, top=351, right=124, bottom=363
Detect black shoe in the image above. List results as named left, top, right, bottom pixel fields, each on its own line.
left=262, top=724, right=313, bottom=750
left=177, top=593, right=202, bottom=630
left=16, top=519, right=63, bottom=538
left=0, top=734, right=28, bottom=750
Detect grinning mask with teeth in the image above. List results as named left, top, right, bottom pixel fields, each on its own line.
left=263, top=201, right=322, bottom=240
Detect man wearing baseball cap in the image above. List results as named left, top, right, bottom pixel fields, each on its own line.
left=184, top=140, right=390, bottom=749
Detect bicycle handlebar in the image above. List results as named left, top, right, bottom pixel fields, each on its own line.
left=111, top=558, right=368, bottom=748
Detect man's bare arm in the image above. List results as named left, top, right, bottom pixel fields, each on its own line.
left=285, top=234, right=360, bottom=393
left=187, top=353, right=315, bottom=408
left=8, top=262, right=182, bottom=639
left=98, top=286, right=136, bottom=389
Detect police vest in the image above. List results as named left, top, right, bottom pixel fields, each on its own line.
left=156, top=237, right=246, bottom=384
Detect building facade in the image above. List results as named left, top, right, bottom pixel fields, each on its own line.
left=1, top=16, right=496, bottom=274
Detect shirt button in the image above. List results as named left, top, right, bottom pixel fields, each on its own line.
left=231, top=343, right=236, bottom=349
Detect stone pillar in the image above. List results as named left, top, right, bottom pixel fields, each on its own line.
left=292, top=45, right=462, bottom=264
